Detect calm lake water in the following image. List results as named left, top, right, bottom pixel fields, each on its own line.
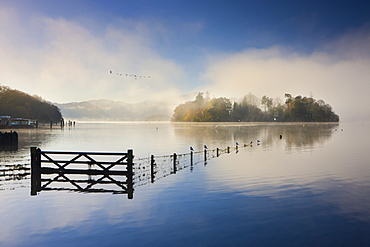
left=1, top=122, right=370, bottom=246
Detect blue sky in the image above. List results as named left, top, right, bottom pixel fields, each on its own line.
left=1, top=0, right=370, bottom=121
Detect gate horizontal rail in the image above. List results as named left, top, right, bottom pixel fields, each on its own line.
left=40, top=178, right=128, bottom=184
left=40, top=160, right=129, bottom=165
left=39, top=151, right=129, bottom=156
left=40, top=167, right=128, bottom=176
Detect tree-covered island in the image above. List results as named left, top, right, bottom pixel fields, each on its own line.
left=172, top=93, right=339, bottom=122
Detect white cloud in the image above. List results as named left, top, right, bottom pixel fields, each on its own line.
left=0, top=7, right=185, bottom=104
left=200, top=28, right=370, bottom=122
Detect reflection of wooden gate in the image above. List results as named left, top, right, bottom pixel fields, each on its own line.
left=30, top=147, right=134, bottom=199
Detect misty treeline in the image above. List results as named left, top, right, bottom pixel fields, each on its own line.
left=172, top=92, right=339, bottom=122
left=0, top=85, right=62, bottom=122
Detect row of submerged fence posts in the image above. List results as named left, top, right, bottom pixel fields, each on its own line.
left=148, top=145, right=236, bottom=183
left=30, top=143, right=241, bottom=196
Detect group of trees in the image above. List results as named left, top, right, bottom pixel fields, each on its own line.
left=0, top=85, right=63, bottom=123
left=172, top=93, right=339, bottom=122
left=283, top=94, right=339, bottom=122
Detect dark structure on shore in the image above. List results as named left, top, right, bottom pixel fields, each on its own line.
left=0, top=131, right=18, bottom=151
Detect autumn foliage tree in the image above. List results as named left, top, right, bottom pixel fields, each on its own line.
left=172, top=93, right=232, bottom=122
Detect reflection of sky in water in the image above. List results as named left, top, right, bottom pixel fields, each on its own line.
left=207, top=123, right=370, bottom=221
left=1, top=122, right=370, bottom=246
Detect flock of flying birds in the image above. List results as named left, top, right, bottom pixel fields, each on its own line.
left=110, top=70, right=151, bottom=79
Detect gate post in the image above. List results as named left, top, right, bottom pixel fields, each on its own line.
left=30, top=147, right=41, bottom=195
left=127, top=149, right=134, bottom=199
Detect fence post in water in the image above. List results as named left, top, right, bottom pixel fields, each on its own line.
left=151, top=155, right=155, bottom=183
left=204, top=149, right=207, bottom=161
left=216, top=148, right=219, bottom=157
left=190, top=151, right=193, bottom=166
left=127, top=149, right=134, bottom=199
left=173, top=153, right=177, bottom=174
left=227, top=146, right=230, bottom=153
left=30, top=147, right=41, bottom=196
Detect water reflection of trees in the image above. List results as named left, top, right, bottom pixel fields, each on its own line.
left=172, top=122, right=339, bottom=149
left=172, top=123, right=261, bottom=149
left=264, top=123, right=339, bottom=150
left=17, top=129, right=55, bottom=153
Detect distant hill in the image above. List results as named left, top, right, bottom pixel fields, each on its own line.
left=0, top=85, right=62, bottom=123
left=56, top=99, right=173, bottom=121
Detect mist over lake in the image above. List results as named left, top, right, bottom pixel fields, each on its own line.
left=1, top=121, right=370, bottom=246
left=2, top=1, right=370, bottom=246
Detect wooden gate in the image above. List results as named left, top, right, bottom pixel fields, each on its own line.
left=30, top=147, right=134, bottom=199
